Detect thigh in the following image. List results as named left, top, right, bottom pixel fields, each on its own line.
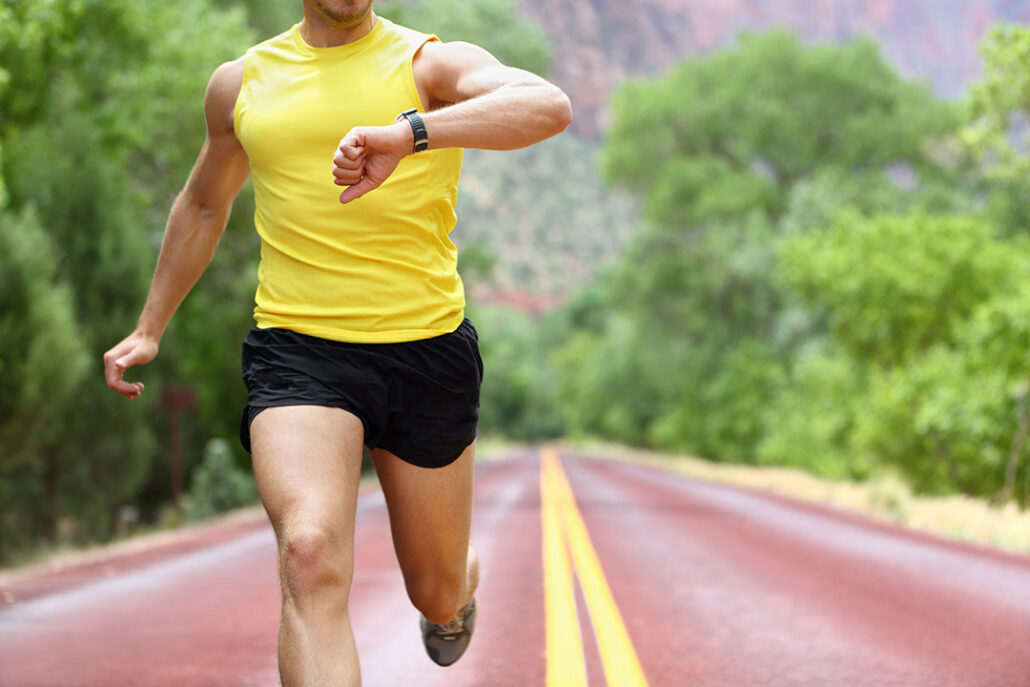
left=251, top=405, right=365, bottom=544
left=371, top=441, right=476, bottom=581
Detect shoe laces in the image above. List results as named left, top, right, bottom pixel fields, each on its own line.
left=431, top=598, right=474, bottom=637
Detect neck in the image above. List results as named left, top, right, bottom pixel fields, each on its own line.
left=300, top=7, right=377, bottom=48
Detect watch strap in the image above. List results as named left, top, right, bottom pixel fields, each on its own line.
left=396, top=108, right=429, bottom=153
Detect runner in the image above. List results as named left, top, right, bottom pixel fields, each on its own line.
left=101, top=2, right=571, bottom=685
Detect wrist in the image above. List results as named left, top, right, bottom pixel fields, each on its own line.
left=134, top=318, right=165, bottom=343
left=390, top=120, right=414, bottom=156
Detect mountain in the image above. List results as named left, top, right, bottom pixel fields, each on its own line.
left=521, top=0, right=1030, bottom=138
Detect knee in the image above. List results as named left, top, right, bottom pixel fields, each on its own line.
left=278, top=525, right=352, bottom=604
left=407, top=572, right=465, bottom=625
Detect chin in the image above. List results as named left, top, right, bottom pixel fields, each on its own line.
left=312, top=0, right=374, bottom=25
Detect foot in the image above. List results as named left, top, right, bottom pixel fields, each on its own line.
left=420, top=596, right=477, bottom=666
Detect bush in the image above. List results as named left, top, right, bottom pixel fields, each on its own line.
left=757, top=348, right=871, bottom=479
left=182, top=439, right=257, bottom=522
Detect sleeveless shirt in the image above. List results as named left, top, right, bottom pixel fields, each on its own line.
left=233, top=17, right=465, bottom=343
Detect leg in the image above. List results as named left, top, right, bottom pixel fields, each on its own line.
left=251, top=406, right=365, bottom=687
left=371, top=442, right=479, bottom=625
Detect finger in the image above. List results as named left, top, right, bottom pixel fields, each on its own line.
left=333, top=148, right=364, bottom=168
left=340, top=175, right=380, bottom=204
left=103, top=348, right=129, bottom=389
left=115, top=346, right=153, bottom=370
left=332, top=163, right=364, bottom=182
left=104, top=365, right=144, bottom=399
left=334, top=173, right=364, bottom=187
left=337, top=135, right=365, bottom=161
left=119, top=381, right=145, bottom=399
left=332, top=159, right=364, bottom=176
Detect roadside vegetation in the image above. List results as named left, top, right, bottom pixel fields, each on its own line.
left=563, top=441, right=1030, bottom=556
left=2, top=0, right=1029, bottom=565
left=488, top=27, right=1030, bottom=514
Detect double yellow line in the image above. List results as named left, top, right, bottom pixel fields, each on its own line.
left=539, top=448, right=650, bottom=687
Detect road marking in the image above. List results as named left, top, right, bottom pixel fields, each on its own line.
left=541, top=448, right=589, bottom=687
left=540, top=449, right=651, bottom=687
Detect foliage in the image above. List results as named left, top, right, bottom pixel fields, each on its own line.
left=757, top=348, right=869, bottom=479
left=964, top=24, right=1030, bottom=187
left=961, top=24, right=1030, bottom=235
left=377, top=0, right=550, bottom=75
left=472, top=305, right=563, bottom=441
left=183, top=439, right=258, bottom=521
left=216, top=0, right=295, bottom=39
left=538, top=26, right=1030, bottom=507
left=604, top=32, right=955, bottom=209
left=778, top=212, right=1016, bottom=367
left=0, top=208, right=89, bottom=468
left=555, top=31, right=960, bottom=470
left=0, top=0, right=253, bottom=562
left=854, top=281, right=1030, bottom=498
left=455, top=133, right=637, bottom=298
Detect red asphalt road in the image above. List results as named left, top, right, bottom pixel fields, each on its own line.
left=1, top=450, right=1030, bottom=686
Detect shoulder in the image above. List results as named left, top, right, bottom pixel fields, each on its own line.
left=205, top=57, right=245, bottom=133
left=209, top=57, right=245, bottom=98
left=413, top=40, right=500, bottom=99
left=415, top=40, right=499, bottom=71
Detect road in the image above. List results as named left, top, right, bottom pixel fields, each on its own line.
left=2, top=449, right=1029, bottom=687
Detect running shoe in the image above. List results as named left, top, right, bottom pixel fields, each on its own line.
left=420, top=596, right=477, bottom=666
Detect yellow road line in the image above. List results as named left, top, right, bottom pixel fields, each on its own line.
left=540, top=448, right=651, bottom=687
left=541, top=449, right=589, bottom=687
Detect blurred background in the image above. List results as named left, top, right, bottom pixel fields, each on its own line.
left=3, top=0, right=1030, bottom=565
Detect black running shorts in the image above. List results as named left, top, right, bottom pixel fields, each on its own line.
left=239, top=318, right=483, bottom=469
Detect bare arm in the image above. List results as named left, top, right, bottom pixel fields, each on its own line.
left=332, top=39, right=571, bottom=203
left=415, top=40, right=572, bottom=150
left=103, top=58, right=250, bottom=399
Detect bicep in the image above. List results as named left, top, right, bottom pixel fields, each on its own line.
left=184, top=129, right=249, bottom=212
left=417, top=41, right=551, bottom=107
left=182, top=59, right=250, bottom=211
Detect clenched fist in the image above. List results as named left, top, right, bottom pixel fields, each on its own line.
left=332, top=120, right=414, bottom=204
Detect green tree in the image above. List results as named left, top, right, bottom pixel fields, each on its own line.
left=560, top=32, right=957, bottom=462
left=964, top=25, right=1030, bottom=187
left=963, top=24, right=1030, bottom=235
left=757, top=348, right=869, bottom=479
left=605, top=32, right=954, bottom=213
left=854, top=281, right=1030, bottom=499
left=0, top=0, right=254, bottom=560
left=778, top=212, right=1015, bottom=367
left=377, top=0, right=550, bottom=75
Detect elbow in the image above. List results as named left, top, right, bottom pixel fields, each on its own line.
left=176, top=188, right=231, bottom=234
left=549, top=86, right=573, bottom=134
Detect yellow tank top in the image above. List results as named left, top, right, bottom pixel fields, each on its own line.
left=234, top=17, right=465, bottom=343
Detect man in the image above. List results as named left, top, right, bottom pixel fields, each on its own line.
left=101, top=1, right=571, bottom=685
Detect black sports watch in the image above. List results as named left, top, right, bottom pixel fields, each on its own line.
left=396, top=108, right=429, bottom=153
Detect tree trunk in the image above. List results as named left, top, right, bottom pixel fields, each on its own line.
left=1003, top=381, right=1029, bottom=504
left=45, top=453, right=60, bottom=545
